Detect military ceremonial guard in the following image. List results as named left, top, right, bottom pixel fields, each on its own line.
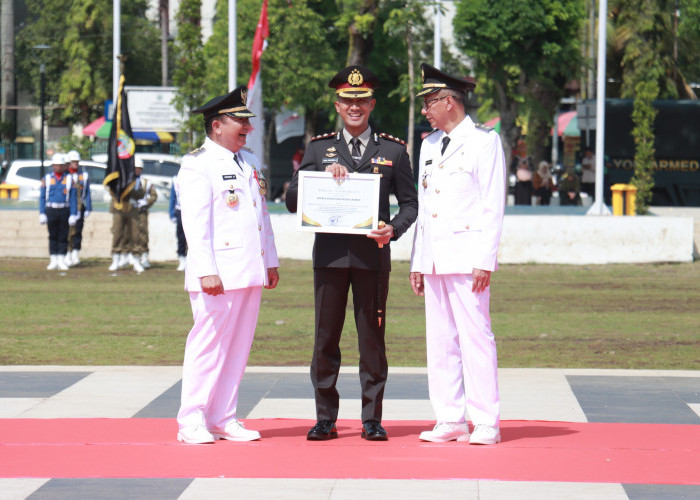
left=410, top=64, right=506, bottom=445
left=66, top=150, right=92, bottom=266
left=169, top=175, right=187, bottom=271
left=176, top=86, right=279, bottom=444
left=39, top=153, right=78, bottom=271
left=285, top=65, right=418, bottom=442
left=131, top=158, right=158, bottom=269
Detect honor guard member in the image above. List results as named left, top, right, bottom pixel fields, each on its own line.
left=285, top=65, right=418, bottom=442
left=108, top=186, right=144, bottom=273
left=169, top=174, right=187, bottom=271
left=410, top=64, right=506, bottom=445
left=176, top=86, right=279, bottom=444
left=39, top=153, right=78, bottom=271
left=131, top=157, right=158, bottom=269
left=66, top=150, right=92, bottom=266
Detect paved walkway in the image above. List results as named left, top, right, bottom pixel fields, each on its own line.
left=1, top=366, right=699, bottom=499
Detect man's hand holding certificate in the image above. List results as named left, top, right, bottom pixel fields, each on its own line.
left=297, top=168, right=390, bottom=240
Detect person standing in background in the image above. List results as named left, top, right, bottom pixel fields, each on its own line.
left=169, top=174, right=187, bottom=271
left=131, top=158, right=158, bottom=269
left=66, top=150, right=91, bottom=266
left=39, top=153, right=77, bottom=271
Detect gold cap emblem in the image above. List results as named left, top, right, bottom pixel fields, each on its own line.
left=348, top=69, right=364, bottom=86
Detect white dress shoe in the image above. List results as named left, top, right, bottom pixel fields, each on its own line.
left=47, top=255, right=58, bottom=270
left=469, top=424, right=501, bottom=445
left=57, top=254, right=69, bottom=270
left=177, top=425, right=215, bottom=444
left=211, top=420, right=261, bottom=441
left=419, top=422, right=469, bottom=443
left=177, top=256, right=186, bottom=271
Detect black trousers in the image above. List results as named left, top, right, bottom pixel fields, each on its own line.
left=311, top=267, right=390, bottom=423
left=175, top=210, right=187, bottom=257
left=46, top=207, right=70, bottom=255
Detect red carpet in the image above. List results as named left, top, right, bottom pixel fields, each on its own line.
left=1, top=418, right=698, bottom=484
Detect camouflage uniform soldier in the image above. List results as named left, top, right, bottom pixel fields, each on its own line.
left=131, top=159, right=158, bottom=268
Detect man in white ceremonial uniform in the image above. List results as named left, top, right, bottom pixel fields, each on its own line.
left=409, top=64, right=506, bottom=445
left=176, top=86, right=280, bottom=444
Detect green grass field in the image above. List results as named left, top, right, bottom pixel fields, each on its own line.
left=1, top=257, right=698, bottom=369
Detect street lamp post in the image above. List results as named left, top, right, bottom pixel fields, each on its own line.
left=33, top=44, right=51, bottom=179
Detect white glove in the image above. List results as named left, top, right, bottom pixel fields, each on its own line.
left=68, top=215, right=78, bottom=226
left=39, top=213, right=47, bottom=225
left=84, top=211, right=91, bottom=219
left=171, top=217, right=177, bottom=224
left=135, top=199, right=148, bottom=209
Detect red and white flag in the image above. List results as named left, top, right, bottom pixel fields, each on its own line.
left=247, top=0, right=269, bottom=106
left=246, top=0, right=268, bottom=164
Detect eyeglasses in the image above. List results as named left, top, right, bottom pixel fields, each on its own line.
left=422, top=95, right=451, bottom=110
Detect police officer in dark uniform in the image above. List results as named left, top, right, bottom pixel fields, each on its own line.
left=286, top=65, right=418, bottom=441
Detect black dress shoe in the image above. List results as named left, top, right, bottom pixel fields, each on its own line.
left=361, top=420, right=388, bottom=441
left=307, top=420, right=338, bottom=441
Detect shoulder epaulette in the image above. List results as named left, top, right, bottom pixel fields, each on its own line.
left=474, top=122, right=494, bottom=133
left=188, top=146, right=206, bottom=156
left=310, top=132, right=335, bottom=142
left=379, top=132, right=406, bottom=145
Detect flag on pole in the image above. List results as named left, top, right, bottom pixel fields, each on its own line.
left=246, top=0, right=268, bottom=165
left=103, top=74, right=136, bottom=210
left=247, top=0, right=269, bottom=106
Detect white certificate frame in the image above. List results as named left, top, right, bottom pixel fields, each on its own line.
left=297, top=171, right=380, bottom=234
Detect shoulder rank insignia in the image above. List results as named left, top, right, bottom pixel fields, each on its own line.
left=379, top=132, right=406, bottom=145
left=310, top=132, right=335, bottom=142
left=475, top=122, right=494, bottom=133
left=189, top=146, right=206, bottom=156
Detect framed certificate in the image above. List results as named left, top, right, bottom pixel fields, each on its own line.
left=297, top=171, right=380, bottom=234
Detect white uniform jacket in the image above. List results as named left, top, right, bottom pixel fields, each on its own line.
left=411, top=116, right=506, bottom=274
left=179, top=137, right=279, bottom=292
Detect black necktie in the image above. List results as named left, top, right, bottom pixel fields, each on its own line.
left=233, top=153, right=243, bottom=171
left=441, top=136, right=451, bottom=155
left=350, top=138, right=362, bottom=165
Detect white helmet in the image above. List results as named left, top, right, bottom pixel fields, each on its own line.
left=66, top=150, right=81, bottom=162
left=51, top=153, right=65, bottom=165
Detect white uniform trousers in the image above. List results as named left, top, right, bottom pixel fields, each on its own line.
left=177, top=286, right=262, bottom=431
left=424, top=273, right=500, bottom=427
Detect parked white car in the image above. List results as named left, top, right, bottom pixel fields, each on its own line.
left=92, top=153, right=181, bottom=200
left=4, top=159, right=112, bottom=202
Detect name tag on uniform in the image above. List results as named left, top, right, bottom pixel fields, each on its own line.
left=222, top=174, right=237, bottom=180
left=322, top=158, right=336, bottom=164
left=425, top=160, right=433, bottom=165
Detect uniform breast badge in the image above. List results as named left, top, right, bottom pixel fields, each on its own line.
left=253, top=169, right=267, bottom=196
left=226, top=191, right=239, bottom=207
left=421, top=172, right=429, bottom=189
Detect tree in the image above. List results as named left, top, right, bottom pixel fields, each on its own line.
left=58, top=0, right=112, bottom=124
left=336, top=0, right=379, bottom=65
left=608, top=0, right=698, bottom=99
left=383, top=0, right=439, bottom=161
left=203, top=0, right=337, bottom=139
left=172, top=0, right=206, bottom=149
left=453, top=0, right=585, bottom=165
left=16, top=0, right=160, bottom=127
left=630, top=80, right=658, bottom=214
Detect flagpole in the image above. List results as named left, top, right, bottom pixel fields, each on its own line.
left=113, top=0, right=121, bottom=106
left=228, top=0, right=237, bottom=90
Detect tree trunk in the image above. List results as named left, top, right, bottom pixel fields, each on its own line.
left=346, top=0, right=379, bottom=65
left=160, top=0, right=169, bottom=87
left=1, top=0, right=16, bottom=132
